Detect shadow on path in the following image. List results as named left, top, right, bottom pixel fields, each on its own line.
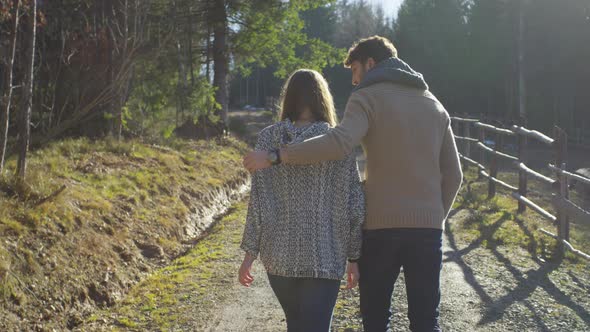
left=444, top=208, right=590, bottom=330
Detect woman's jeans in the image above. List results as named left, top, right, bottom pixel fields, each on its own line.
left=267, top=274, right=340, bottom=332
left=359, top=228, right=443, bottom=332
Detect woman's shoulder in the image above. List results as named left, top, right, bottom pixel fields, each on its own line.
left=258, top=120, right=331, bottom=135
left=309, top=121, right=331, bottom=131
left=257, top=121, right=285, bottom=138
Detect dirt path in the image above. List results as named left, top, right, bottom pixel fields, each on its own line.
left=202, top=260, right=285, bottom=331
left=198, top=211, right=484, bottom=331
left=192, top=208, right=484, bottom=332
left=329, top=209, right=492, bottom=332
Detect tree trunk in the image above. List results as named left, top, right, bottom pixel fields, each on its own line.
left=212, top=0, right=229, bottom=124
left=188, top=5, right=195, bottom=86
left=0, top=0, right=21, bottom=174
left=114, top=0, right=130, bottom=140
left=205, top=0, right=211, bottom=84
left=17, top=0, right=37, bottom=180
left=256, top=67, right=261, bottom=106
left=172, top=0, right=188, bottom=124
left=518, top=0, right=527, bottom=120
left=176, top=38, right=189, bottom=122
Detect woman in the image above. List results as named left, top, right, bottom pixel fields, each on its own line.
left=238, top=69, right=365, bottom=332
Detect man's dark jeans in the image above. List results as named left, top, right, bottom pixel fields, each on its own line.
left=359, top=228, right=443, bottom=332
left=267, top=274, right=340, bottom=332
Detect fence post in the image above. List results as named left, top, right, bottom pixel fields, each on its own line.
left=451, top=118, right=458, bottom=135
left=517, top=116, right=527, bottom=213
left=554, top=126, right=569, bottom=254
left=558, top=162, right=570, bottom=243
left=488, top=131, right=502, bottom=199
left=464, top=122, right=471, bottom=172
left=478, top=122, right=485, bottom=180
left=452, top=119, right=460, bottom=152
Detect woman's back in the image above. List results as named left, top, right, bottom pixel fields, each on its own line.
left=241, top=119, right=364, bottom=280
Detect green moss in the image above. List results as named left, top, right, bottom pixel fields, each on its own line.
left=0, top=218, right=26, bottom=235
left=157, top=237, right=180, bottom=254
left=0, top=245, right=12, bottom=283
left=117, top=317, right=139, bottom=328
left=78, top=196, right=113, bottom=212
left=127, top=171, right=152, bottom=189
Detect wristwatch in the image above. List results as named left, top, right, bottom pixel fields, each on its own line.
left=347, top=258, right=359, bottom=263
left=267, top=149, right=281, bottom=165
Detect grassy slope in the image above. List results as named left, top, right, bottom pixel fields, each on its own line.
left=81, top=201, right=249, bottom=331
left=0, top=137, right=249, bottom=330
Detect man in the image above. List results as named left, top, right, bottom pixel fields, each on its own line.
left=243, top=36, right=462, bottom=332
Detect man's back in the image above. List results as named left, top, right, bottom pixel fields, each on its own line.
left=356, top=82, right=453, bottom=230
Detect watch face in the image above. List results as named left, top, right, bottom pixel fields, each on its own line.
left=268, top=151, right=278, bottom=164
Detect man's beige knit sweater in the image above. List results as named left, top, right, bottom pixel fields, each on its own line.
left=283, top=59, right=463, bottom=231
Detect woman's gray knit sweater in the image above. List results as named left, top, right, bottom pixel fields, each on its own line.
left=240, top=119, right=365, bottom=280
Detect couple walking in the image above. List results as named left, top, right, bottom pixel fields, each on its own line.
left=238, top=36, right=463, bottom=332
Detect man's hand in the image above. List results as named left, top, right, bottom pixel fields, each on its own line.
left=243, top=151, right=271, bottom=173
left=346, top=261, right=360, bottom=289
left=238, top=254, right=256, bottom=287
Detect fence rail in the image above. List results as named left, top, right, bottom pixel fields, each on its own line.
left=549, top=164, right=590, bottom=186
left=511, top=126, right=555, bottom=145
left=517, top=163, right=556, bottom=186
left=451, top=116, right=590, bottom=260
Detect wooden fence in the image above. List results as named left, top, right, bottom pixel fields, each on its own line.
left=451, top=116, right=590, bottom=260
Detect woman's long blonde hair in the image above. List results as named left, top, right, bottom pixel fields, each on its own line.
left=278, top=69, right=337, bottom=127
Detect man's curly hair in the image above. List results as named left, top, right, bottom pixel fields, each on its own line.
left=344, top=35, right=398, bottom=67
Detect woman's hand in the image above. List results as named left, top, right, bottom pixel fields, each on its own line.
left=346, top=261, right=360, bottom=289
left=243, top=151, right=271, bottom=173
left=238, top=254, right=256, bottom=287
